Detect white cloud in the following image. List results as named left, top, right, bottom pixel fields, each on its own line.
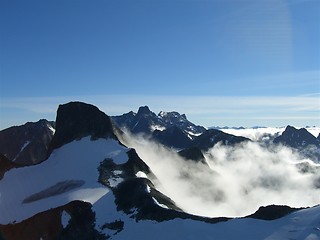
left=123, top=133, right=320, bottom=218
left=221, top=127, right=285, bottom=141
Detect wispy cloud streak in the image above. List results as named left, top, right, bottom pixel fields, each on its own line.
left=0, top=94, right=319, bottom=129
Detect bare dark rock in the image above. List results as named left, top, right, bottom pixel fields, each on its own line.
left=178, top=147, right=206, bottom=164
left=48, top=102, right=118, bottom=155
left=0, top=119, right=55, bottom=165
left=152, top=126, right=193, bottom=149
left=247, top=205, right=302, bottom=220
left=192, top=129, right=250, bottom=151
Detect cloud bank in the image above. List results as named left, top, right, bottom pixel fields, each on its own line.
left=125, top=133, right=320, bottom=218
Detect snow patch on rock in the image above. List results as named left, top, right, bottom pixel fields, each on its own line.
left=61, top=210, right=71, bottom=228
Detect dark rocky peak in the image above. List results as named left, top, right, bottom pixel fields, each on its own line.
left=137, top=106, right=153, bottom=116
left=0, top=119, right=55, bottom=165
left=152, top=126, right=193, bottom=149
left=273, top=125, right=320, bottom=148
left=247, top=205, right=301, bottom=220
left=111, top=111, right=136, bottom=130
left=178, top=147, right=207, bottom=165
left=192, top=129, right=250, bottom=151
left=158, top=111, right=206, bottom=136
left=115, top=106, right=162, bottom=135
left=317, top=133, right=320, bottom=141
left=112, top=106, right=206, bottom=137
left=48, top=102, right=118, bottom=154
left=26, top=119, right=55, bottom=129
left=123, top=111, right=136, bottom=119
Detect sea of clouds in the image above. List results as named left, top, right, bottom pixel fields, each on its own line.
left=124, top=131, right=320, bottom=218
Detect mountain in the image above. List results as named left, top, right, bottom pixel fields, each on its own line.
left=274, top=125, right=320, bottom=148
left=152, top=126, right=193, bottom=149
left=0, top=102, right=319, bottom=240
left=178, top=147, right=207, bottom=165
left=112, top=106, right=160, bottom=135
left=112, top=107, right=251, bottom=150
left=0, top=119, right=55, bottom=166
left=191, top=129, right=250, bottom=151
left=0, top=102, right=227, bottom=239
left=47, top=101, right=118, bottom=155
left=157, top=110, right=206, bottom=136
left=112, top=106, right=206, bottom=137
left=274, top=125, right=320, bottom=162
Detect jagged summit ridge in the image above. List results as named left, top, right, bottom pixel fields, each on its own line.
left=158, top=111, right=187, bottom=121
left=274, top=125, right=320, bottom=148
left=273, top=125, right=320, bottom=162
left=112, top=105, right=206, bottom=136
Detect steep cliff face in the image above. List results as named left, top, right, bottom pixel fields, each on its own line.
left=48, top=102, right=118, bottom=155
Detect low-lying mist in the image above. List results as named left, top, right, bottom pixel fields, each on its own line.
left=123, top=133, right=320, bottom=218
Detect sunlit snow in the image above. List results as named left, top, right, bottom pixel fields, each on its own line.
left=150, top=125, right=166, bottom=132
left=136, top=171, right=148, bottom=179
left=95, top=192, right=320, bottom=240
left=0, top=136, right=128, bottom=224
left=47, top=124, right=56, bottom=134
left=152, top=197, right=169, bottom=209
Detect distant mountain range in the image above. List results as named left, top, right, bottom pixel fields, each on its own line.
left=0, top=102, right=319, bottom=240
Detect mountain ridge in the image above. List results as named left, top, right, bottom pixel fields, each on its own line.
left=0, top=102, right=319, bottom=240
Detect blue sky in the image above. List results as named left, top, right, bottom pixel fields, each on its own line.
left=0, top=0, right=319, bottom=129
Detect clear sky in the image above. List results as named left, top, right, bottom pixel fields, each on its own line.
left=0, top=0, right=319, bottom=129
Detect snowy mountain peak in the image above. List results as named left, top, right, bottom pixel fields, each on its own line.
left=48, top=102, right=118, bottom=154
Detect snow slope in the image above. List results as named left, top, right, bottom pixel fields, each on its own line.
left=92, top=190, right=320, bottom=240
left=0, top=136, right=128, bottom=224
